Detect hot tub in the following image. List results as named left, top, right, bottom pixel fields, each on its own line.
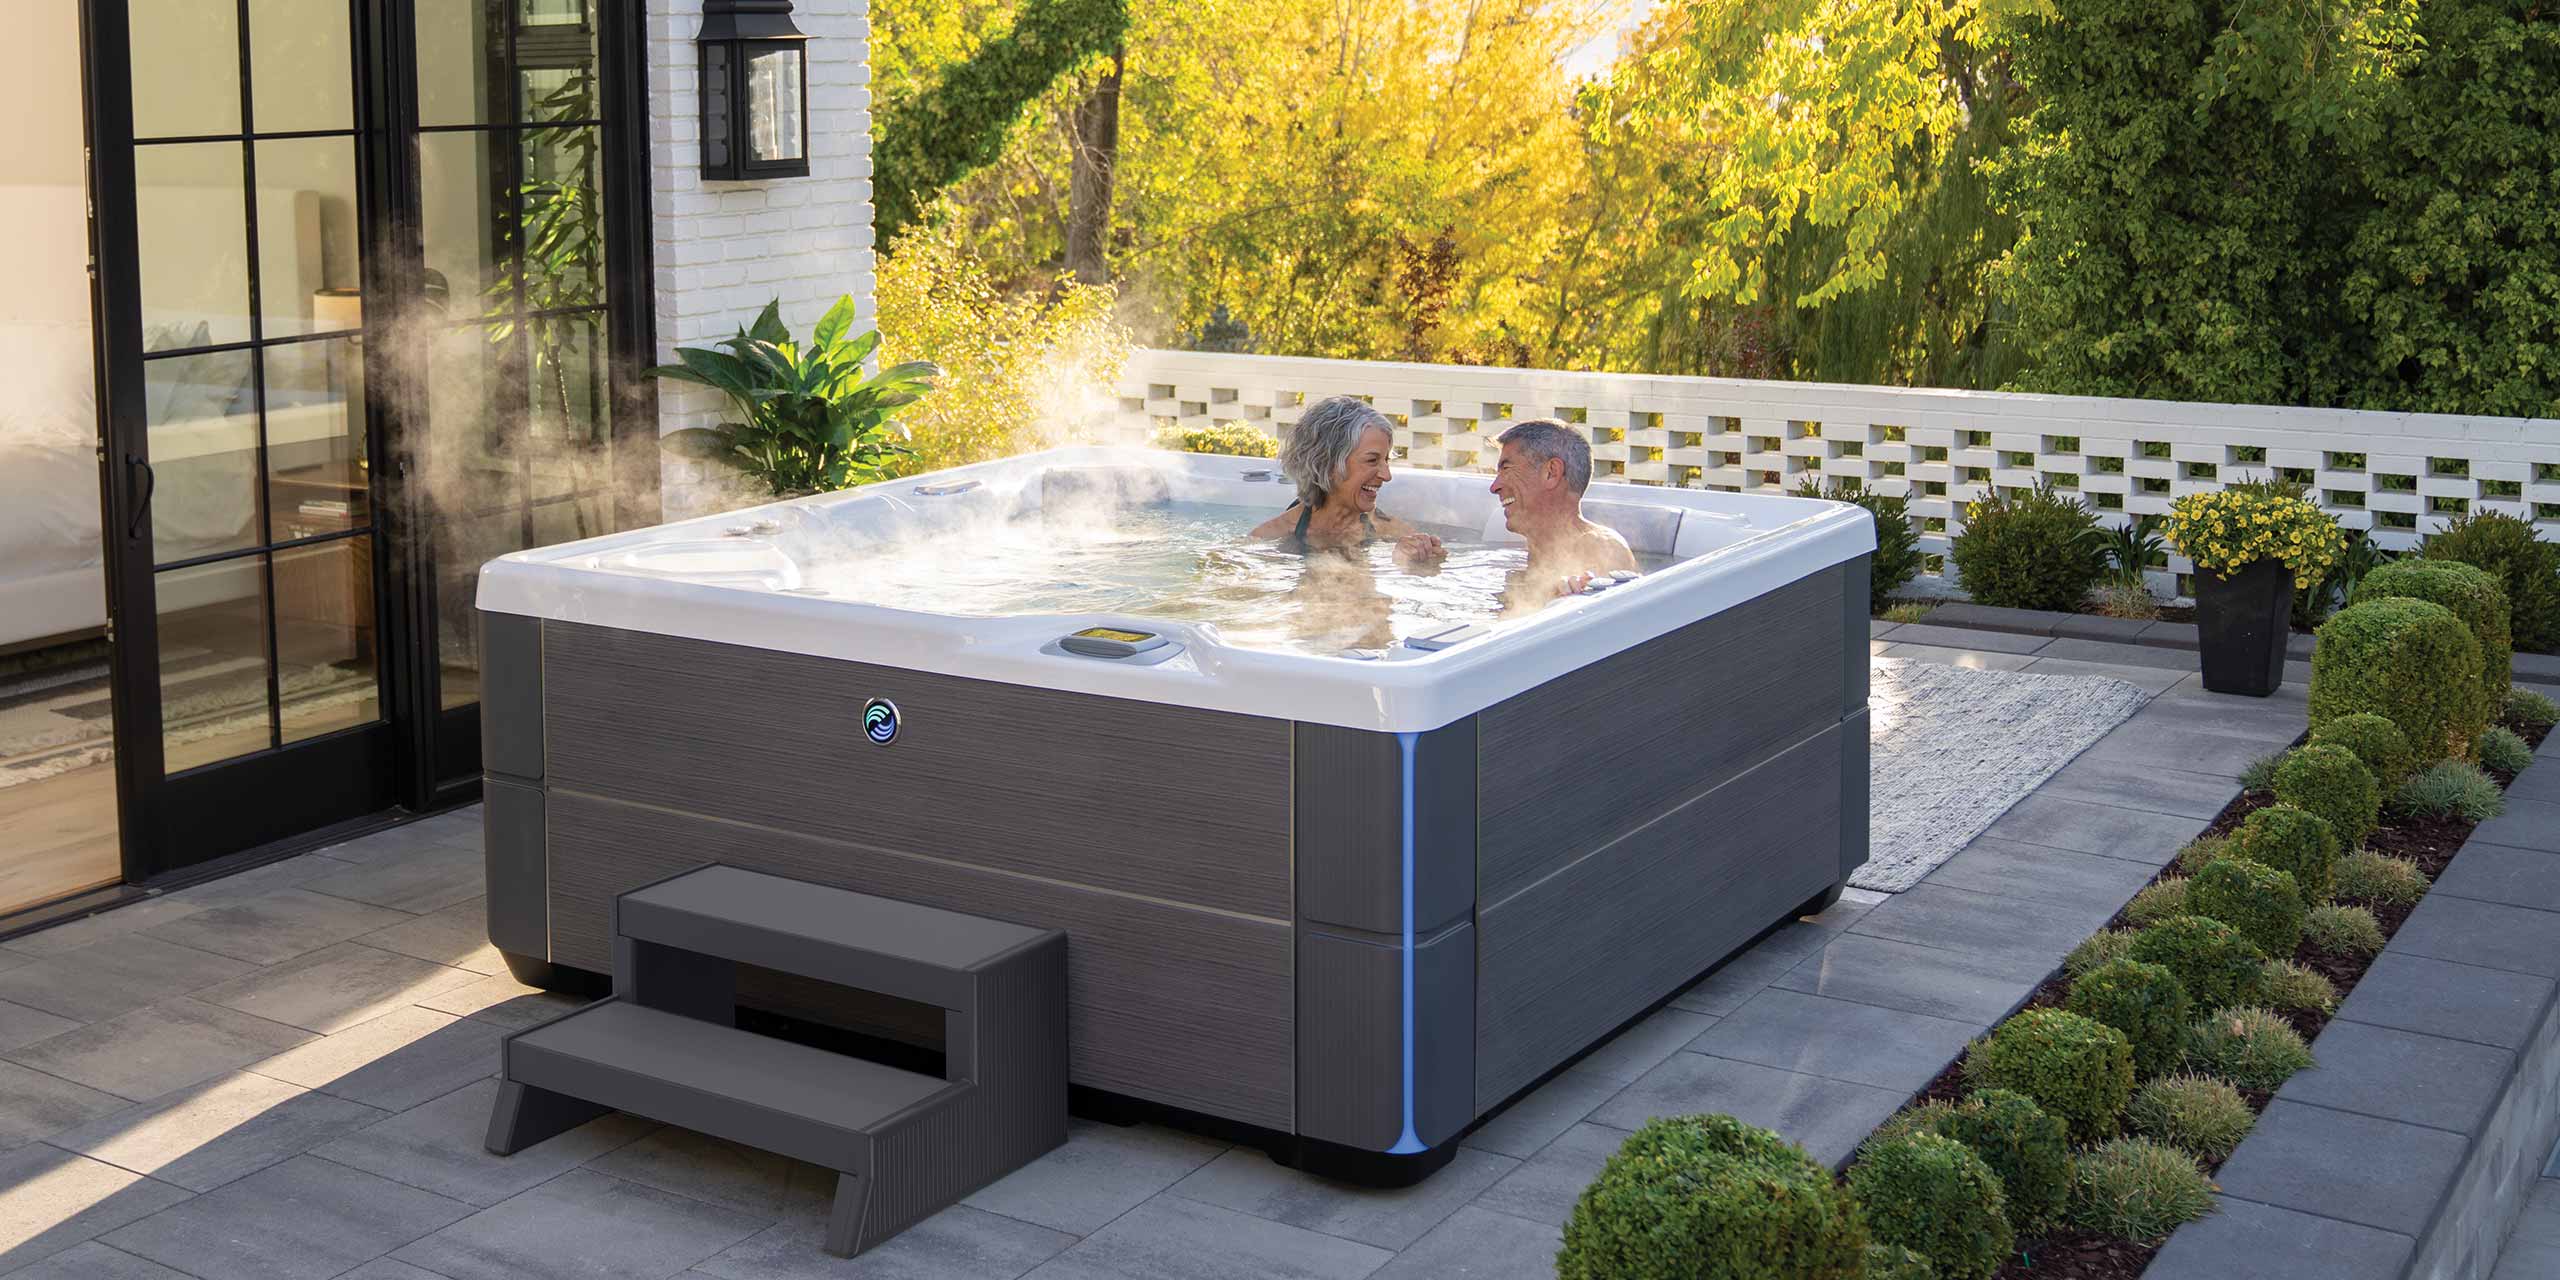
left=476, top=445, right=1874, bottom=1180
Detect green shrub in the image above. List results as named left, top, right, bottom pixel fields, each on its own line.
left=2066, top=959, right=2193, bottom=1080
left=2238, top=750, right=2285, bottom=795
left=2124, top=878, right=2190, bottom=928
left=2304, top=904, right=2387, bottom=958
left=2225, top=805, right=2339, bottom=904
left=2255, top=959, right=2339, bottom=1016
left=2309, top=712, right=2416, bottom=787
left=2129, top=916, right=2267, bottom=1011
left=1150, top=421, right=1277, bottom=458
left=2068, top=1139, right=2217, bottom=1242
left=2422, top=510, right=2560, bottom=654
left=2504, top=687, right=2559, bottom=732
left=2271, top=744, right=2381, bottom=851
left=2389, top=760, right=2507, bottom=822
left=1864, top=1243, right=1939, bottom=1280
left=1557, top=1114, right=1867, bottom=1280
left=1936, top=1090, right=2074, bottom=1236
left=2064, top=929, right=2139, bottom=980
left=2310, top=597, right=2486, bottom=763
left=1849, top=1134, right=2013, bottom=1280
left=1797, top=478, right=1925, bottom=613
left=2350, top=558, right=2511, bottom=731
left=2173, top=836, right=2231, bottom=876
left=2480, top=725, right=2533, bottom=774
left=2126, top=1074, right=2256, bottom=1163
left=2185, top=1006, right=2316, bottom=1090
left=1962, top=1009, right=2136, bottom=1144
left=2187, top=858, right=2307, bottom=958
left=1949, top=483, right=2110, bottom=612
left=2331, top=850, right=2430, bottom=909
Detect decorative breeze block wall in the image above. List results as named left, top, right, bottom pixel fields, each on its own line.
left=649, top=0, right=876, bottom=518
left=1115, top=349, right=2560, bottom=595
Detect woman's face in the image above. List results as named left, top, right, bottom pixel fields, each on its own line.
left=1334, top=426, right=1395, bottom=512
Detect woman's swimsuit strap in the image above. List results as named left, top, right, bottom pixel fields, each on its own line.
left=1285, top=502, right=1375, bottom=552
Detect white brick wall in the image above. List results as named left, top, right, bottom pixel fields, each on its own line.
left=648, top=0, right=876, bottom=518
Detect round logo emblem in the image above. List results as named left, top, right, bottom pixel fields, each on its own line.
left=863, top=698, right=900, bottom=746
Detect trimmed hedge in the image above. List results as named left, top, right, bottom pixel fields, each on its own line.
left=2065, top=959, right=2193, bottom=1080
left=1849, top=1133, right=2013, bottom=1280
left=2187, top=858, right=2307, bottom=958
left=1962, top=1009, right=2136, bottom=1144
left=1557, top=1114, right=1868, bottom=1280
left=2128, top=916, right=2266, bottom=1012
left=2422, top=510, right=2560, bottom=654
left=2350, top=558, right=2511, bottom=730
left=2310, top=597, right=2485, bottom=762
left=1949, top=483, right=2110, bottom=612
left=2271, top=744, right=2380, bottom=852
left=1797, top=477, right=1926, bottom=613
left=2225, top=804, right=2339, bottom=904
left=1865, top=1243, right=1939, bottom=1280
left=2308, top=712, right=2416, bottom=787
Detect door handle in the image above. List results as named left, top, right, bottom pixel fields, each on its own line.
left=125, top=453, right=155, bottom=539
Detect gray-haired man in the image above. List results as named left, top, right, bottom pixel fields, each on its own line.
left=1489, top=419, right=1636, bottom=608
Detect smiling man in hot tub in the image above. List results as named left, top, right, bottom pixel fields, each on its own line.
left=1489, top=419, right=1637, bottom=611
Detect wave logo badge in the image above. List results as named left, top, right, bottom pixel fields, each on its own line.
left=863, top=698, right=900, bottom=746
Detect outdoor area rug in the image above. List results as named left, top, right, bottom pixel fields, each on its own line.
left=1856, top=656, right=2151, bottom=892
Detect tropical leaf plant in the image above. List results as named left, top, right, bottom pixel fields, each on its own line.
left=652, top=296, right=941, bottom=496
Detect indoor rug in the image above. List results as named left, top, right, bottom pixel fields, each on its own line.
left=1855, top=656, right=2151, bottom=892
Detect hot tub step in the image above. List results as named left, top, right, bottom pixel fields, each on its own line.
left=488, top=866, right=1068, bottom=1258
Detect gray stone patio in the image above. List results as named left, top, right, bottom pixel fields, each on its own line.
left=0, top=633, right=2295, bottom=1279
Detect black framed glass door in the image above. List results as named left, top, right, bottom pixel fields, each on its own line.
left=86, top=0, right=653, bottom=881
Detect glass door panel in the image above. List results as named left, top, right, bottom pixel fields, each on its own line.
left=155, top=556, right=275, bottom=773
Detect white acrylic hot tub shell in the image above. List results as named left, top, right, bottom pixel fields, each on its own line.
left=475, top=447, right=1875, bottom=733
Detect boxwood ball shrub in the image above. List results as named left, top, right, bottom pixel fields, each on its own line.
left=2068, top=1139, right=2217, bottom=1241
left=1864, top=1243, right=1938, bottom=1280
left=2505, top=687, right=2560, bottom=732
left=2304, top=903, right=2387, bottom=958
left=2064, top=928, right=2138, bottom=980
left=1556, top=1114, right=1867, bottom=1280
left=2225, top=804, right=2339, bottom=904
left=2272, top=744, right=2381, bottom=850
left=2184, top=1006, right=2316, bottom=1091
left=2389, top=759, right=2507, bottom=822
left=1949, top=483, right=2109, bottom=612
left=1933, top=1089, right=2074, bottom=1235
left=2186, top=858, right=2307, bottom=958
left=1962, top=1009, right=2136, bottom=1143
left=2065, top=958, right=2193, bottom=1080
left=2422, top=510, right=2560, bottom=654
left=1849, top=1133, right=2013, bottom=1280
left=2255, top=959, right=2339, bottom=1016
left=2124, top=878, right=2190, bottom=928
left=2310, top=597, right=2485, bottom=763
left=2128, top=916, right=2267, bottom=1012
left=2332, top=850, right=2430, bottom=909
left=1797, top=477, right=1926, bottom=613
left=2350, top=558, right=2512, bottom=725
left=2480, top=725, right=2533, bottom=774
left=2127, top=1074, right=2256, bottom=1164
left=2309, top=712, right=2416, bottom=788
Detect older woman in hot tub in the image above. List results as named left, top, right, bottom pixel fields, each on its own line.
left=1250, top=396, right=1449, bottom=567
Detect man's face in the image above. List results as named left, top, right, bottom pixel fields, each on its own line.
left=1490, top=441, right=1559, bottom=533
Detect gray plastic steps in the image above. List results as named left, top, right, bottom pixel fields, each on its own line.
left=507, top=1000, right=957, bottom=1166
left=485, top=864, right=1068, bottom=1258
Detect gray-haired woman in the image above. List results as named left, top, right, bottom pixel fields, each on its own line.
left=1250, top=395, right=1447, bottom=564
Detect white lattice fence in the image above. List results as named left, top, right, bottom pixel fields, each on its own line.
left=1112, top=349, right=2560, bottom=594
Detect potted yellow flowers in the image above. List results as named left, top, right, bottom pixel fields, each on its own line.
left=2165, top=485, right=2346, bottom=696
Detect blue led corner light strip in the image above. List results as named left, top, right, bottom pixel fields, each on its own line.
left=1391, top=731, right=1425, bottom=1154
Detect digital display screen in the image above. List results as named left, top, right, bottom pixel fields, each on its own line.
left=1073, top=627, right=1154, bottom=643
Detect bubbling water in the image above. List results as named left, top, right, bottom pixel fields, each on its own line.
left=793, top=501, right=1623, bottom=656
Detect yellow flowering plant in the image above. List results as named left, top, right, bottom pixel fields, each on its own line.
left=2165, top=489, right=2346, bottom=590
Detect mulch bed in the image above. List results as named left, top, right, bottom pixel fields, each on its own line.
left=1883, top=712, right=2550, bottom=1277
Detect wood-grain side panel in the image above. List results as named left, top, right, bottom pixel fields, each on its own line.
left=1475, top=724, right=1842, bottom=1108
left=1477, top=567, right=1845, bottom=907
left=541, top=622, right=1291, bottom=920
left=546, top=791, right=1293, bottom=1129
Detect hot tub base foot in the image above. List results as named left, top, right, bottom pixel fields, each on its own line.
left=1274, top=1135, right=1459, bottom=1188
left=499, top=951, right=609, bottom=996
left=1796, top=882, right=1846, bottom=917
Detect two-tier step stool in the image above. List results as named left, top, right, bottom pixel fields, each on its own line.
left=484, top=864, right=1068, bottom=1257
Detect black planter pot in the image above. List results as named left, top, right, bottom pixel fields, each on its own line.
left=2194, top=560, right=2294, bottom=697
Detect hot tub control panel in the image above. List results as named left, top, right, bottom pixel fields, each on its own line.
left=1060, top=627, right=1170, bottom=659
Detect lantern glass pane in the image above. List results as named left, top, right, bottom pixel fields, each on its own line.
left=744, top=45, right=806, bottom=163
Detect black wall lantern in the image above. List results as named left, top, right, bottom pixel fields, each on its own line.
left=699, top=0, right=811, bottom=180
